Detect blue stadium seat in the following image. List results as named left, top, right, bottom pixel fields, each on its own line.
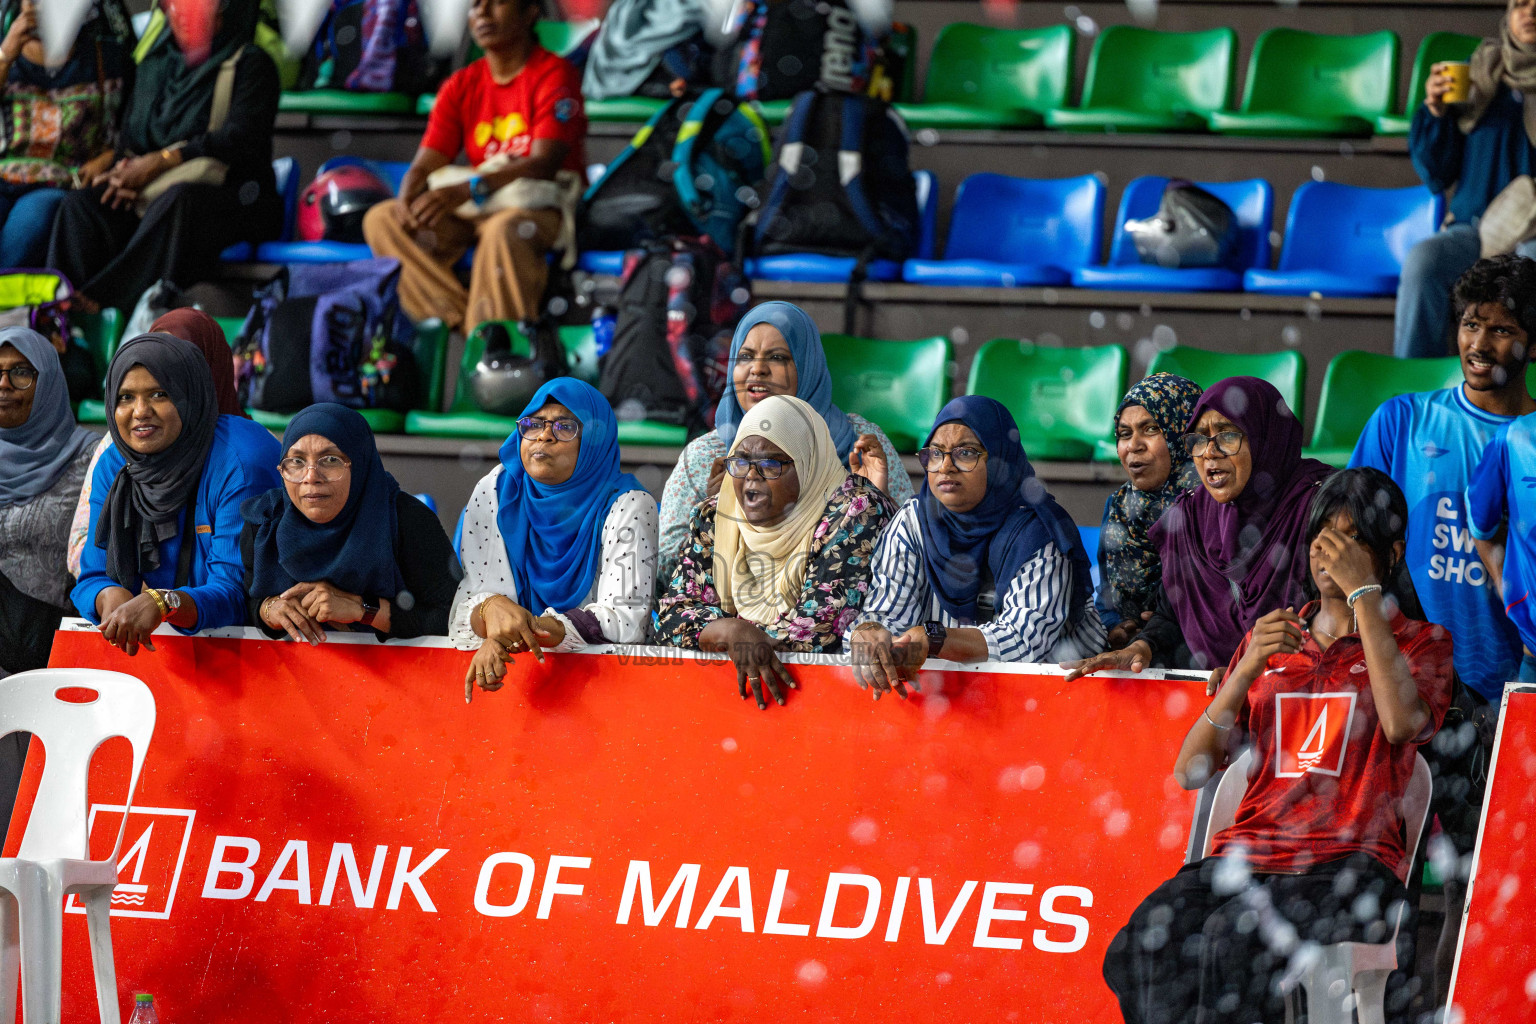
left=413, top=493, right=439, bottom=514
left=253, top=157, right=411, bottom=264
left=1243, top=182, right=1443, bottom=297
left=902, top=173, right=1105, bottom=288
left=1073, top=177, right=1273, bottom=292
left=1078, top=524, right=1101, bottom=591
left=747, top=170, right=939, bottom=283
left=219, top=157, right=299, bottom=262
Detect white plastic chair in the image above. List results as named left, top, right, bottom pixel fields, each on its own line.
left=1195, top=748, right=1432, bottom=1024
left=0, top=669, right=156, bottom=1024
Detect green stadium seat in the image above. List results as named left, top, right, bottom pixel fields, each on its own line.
left=1146, top=346, right=1308, bottom=423
left=965, top=339, right=1127, bottom=461
left=1208, top=29, right=1399, bottom=138
left=821, top=333, right=952, bottom=451
left=72, top=308, right=125, bottom=424
left=1046, top=26, right=1235, bottom=133
left=896, top=24, right=1074, bottom=130
left=1303, top=351, right=1463, bottom=466
left=585, top=96, right=670, bottom=123
left=1376, top=32, right=1480, bottom=135
left=278, top=90, right=417, bottom=115
left=243, top=319, right=449, bottom=436
left=403, top=321, right=666, bottom=441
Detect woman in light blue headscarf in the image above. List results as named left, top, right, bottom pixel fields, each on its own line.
left=0, top=326, right=98, bottom=674
left=656, top=300, right=913, bottom=580
left=452, top=377, right=659, bottom=700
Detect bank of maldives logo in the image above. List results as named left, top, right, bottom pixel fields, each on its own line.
left=64, top=806, right=196, bottom=920
left=1274, top=693, right=1357, bottom=778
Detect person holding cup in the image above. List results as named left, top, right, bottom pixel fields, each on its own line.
left=1398, top=0, right=1536, bottom=358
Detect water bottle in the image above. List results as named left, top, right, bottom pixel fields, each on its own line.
left=592, top=306, right=616, bottom=360
left=129, top=993, right=159, bottom=1024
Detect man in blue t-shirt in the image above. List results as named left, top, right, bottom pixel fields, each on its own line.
left=1351, top=255, right=1536, bottom=700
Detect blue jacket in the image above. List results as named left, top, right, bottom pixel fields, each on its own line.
left=73, top=415, right=282, bottom=632
left=1411, top=86, right=1536, bottom=227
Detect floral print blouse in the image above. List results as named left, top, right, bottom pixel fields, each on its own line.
left=656, top=411, right=913, bottom=583
left=654, top=475, right=896, bottom=653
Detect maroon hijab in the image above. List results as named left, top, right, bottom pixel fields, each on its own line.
left=1148, top=377, right=1333, bottom=669
left=150, top=308, right=247, bottom=418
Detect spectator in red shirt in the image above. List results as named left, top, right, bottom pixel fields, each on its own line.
left=362, top=0, right=587, bottom=332
left=1103, top=467, right=1453, bottom=1024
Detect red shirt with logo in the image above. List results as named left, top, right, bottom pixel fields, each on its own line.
left=421, top=45, right=587, bottom=171
left=1208, top=602, right=1453, bottom=879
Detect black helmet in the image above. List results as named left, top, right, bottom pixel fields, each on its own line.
left=1126, top=180, right=1240, bottom=270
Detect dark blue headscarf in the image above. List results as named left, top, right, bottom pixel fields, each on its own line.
left=496, top=378, right=646, bottom=614
left=713, top=301, right=858, bottom=461
left=242, top=404, right=405, bottom=601
left=917, top=396, right=1092, bottom=625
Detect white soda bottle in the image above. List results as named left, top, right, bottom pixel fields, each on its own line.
left=128, top=993, right=159, bottom=1024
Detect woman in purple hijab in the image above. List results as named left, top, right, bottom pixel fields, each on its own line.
left=1065, top=377, right=1334, bottom=676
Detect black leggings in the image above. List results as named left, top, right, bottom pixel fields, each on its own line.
left=1102, top=853, right=1416, bottom=1024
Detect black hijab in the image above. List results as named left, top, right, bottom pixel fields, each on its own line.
left=95, top=333, right=220, bottom=588
left=122, top=0, right=258, bottom=154
left=241, top=403, right=406, bottom=601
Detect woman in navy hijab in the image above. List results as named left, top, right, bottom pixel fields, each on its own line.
left=451, top=378, right=659, bottom=701
left=241, top=404, right=461, bottom=643
left=848, top=396, right=1105, bottom=695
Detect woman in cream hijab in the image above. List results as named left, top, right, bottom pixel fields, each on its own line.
left=655, top=394, right=896, bottom=709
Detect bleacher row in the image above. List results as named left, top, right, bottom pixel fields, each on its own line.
left=275, top=21, right=1478, bottom=139
left=65, top=299, right=1481, bottom=469
left=225, top=155, right=1442, bottom=297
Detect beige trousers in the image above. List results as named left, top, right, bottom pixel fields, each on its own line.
left=362, top=200, right=562, bottom=331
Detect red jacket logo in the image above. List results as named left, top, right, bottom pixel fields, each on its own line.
left=65, top=805, right=197, bottom=920
left=1274, top=693, right=1357, bottom=778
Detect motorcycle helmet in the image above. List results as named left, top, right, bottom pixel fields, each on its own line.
left=470, top=322, right=565, bottom=418
left=1125, top=180, right=1240, bottom=270
left=297, top=165, right=393, bottom=243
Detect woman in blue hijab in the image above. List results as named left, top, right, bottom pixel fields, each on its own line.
left=453, top=378, right=659, bottom=700
left=241, top=404, right=461, bottom=644
left=848, top=396, right=1106, bottom=695
left=656, top=301, right=913, bottom=580
left=0, top=327, right=98, bottom=674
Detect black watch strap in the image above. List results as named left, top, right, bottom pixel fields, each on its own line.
left=923, top=620, right=947, bottom=659
left=360, top=596, right=380, bottom=627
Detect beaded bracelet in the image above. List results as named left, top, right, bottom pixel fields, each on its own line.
left=1346, top=583, right=1383, bottom=608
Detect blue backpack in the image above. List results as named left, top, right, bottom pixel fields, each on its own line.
left=578, top=88, right=771, bottom=257
left=755, top=90, right=918, bottom=263
left=235, top=257, right=419, bottom=413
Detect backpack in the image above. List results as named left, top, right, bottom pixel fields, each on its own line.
left=754, top=90, right=918, bottom=263
left=0, top=268, right=72, bottom=342
left=578, top=88, right=771, bottom=258
left=1126, top=181, right=1240, bottom=270
left=599, top=238, right=749, bottom=432
left=235, top=257, right=419, bottom=413
left=717, top=0, right=881, bottom=102
left=297, top=0, right=440, bottom=95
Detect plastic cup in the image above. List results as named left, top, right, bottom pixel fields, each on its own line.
left=1441, top=61, right=1471, bottom=104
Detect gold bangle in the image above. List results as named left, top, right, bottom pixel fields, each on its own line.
left=145, top=588, right=170, bottom=619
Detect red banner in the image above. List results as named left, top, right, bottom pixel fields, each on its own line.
left=1448, top=685, right=1536, bottom=1020
left=24, top=623, right=1206, bottom=1022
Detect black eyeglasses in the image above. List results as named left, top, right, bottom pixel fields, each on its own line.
left=725, top=456, right=795, bottom=480
left=1180, top=430, right=1246, bottom=458
left=917, top=445, right=986, bottom=472
left=517, top=416, right=581, bottom=442
left=0, top=366, right=38, bottom=391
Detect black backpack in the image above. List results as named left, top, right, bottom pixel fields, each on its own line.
left=1126, top=180, right=1240, bottom=270
left=599, top=238, right=749, bottom=433
left=754, top=90, right=918, bottom=265
left=715, top=0, right=882, bottom=102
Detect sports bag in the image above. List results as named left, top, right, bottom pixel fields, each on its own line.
left=754, top=90, right=918, bottom=262
left=717, top=0, right=880, bottom=102
left=235, top=257, right=419, bottom=413
left=297, top=0, right=440, bottom=95
left=1126, top=180, right=1240, bottom=270
left=579, top=88, right=771, bottom=257
left=599, top=237, right=749, bottom=432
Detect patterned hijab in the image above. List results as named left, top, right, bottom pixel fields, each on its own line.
left=1098, top=373, right=1204, bottom=621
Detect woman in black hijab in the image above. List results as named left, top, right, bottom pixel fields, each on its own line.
left=72, top=332, right=283, bottom=656
left=47, top=0, right=282, bottom=312
left=241, top=403, right=462, bottom=643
